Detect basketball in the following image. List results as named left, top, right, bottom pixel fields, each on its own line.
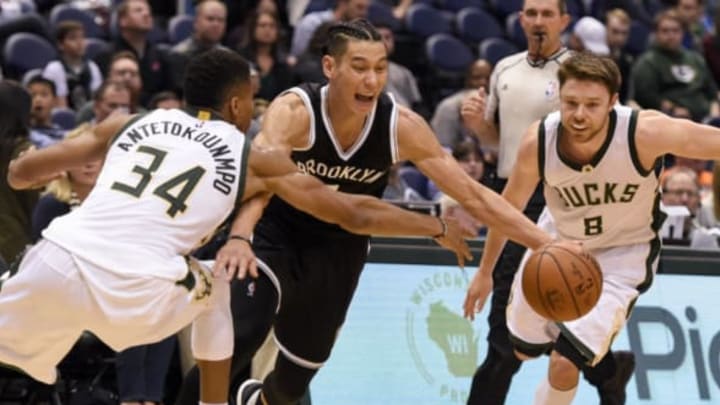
left=521, top=241, right=603, bottom=322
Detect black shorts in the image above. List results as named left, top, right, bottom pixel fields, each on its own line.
left=254, top=232, right=370, bottom=366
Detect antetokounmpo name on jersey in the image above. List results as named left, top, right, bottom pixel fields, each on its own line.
left=296, top=159, right=385, bottom=183
left=115, top=120, right=238, bottom=195
left=553, top=182, right=640, bottom=208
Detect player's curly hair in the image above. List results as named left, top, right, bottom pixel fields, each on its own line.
left=184, top=49, right=251, bottom=111
left=323, top=19, right=382, bottom=58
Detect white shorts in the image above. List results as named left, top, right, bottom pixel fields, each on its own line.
left=0, top=240, right=232, bottom=384
left=506, top=211, right=659, bottom=366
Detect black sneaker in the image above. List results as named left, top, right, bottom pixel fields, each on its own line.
left=236, top=379, right=263, bottom=405
left=599, top=350, right=635, bottom=405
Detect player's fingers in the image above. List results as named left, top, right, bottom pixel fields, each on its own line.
left=212, top=256, right=228, bottom=278
left=225, top=256, right=240, bottom=281
left=247, top=258, right=259, bottom=278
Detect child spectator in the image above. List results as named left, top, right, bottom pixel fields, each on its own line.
left=26, top=76, right=65, bottom=148
left=42, top=21, right=103, bottom=110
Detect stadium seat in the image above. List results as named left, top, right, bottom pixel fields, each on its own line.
left=405, top=4, right=451, bottom=38
left=426, top=33, right=473, bottom=73
left=456, top=7, right=503, bottom=45
left=51, top=108, right=77, bottom=130
left=3, top=33, right=58, bottom=80
left=505, top=12, right=527, bottom=49
left=84, top=37, right=111, bottom=60
left=440, top=0, right=485, bottom=12
left=626, top=20, right=651, bottom=56
left=489, top=0, right=523, bottom=18
left=21, top=68, right=42, bottom=86
left=168, top=14, right=194, bottom=44
left=49, top=4, right=105, bottom=38
left=399, top=166, right=430, bottom=199
left=566, top=0, right=585, bottom=17
left=303, top=0, right=332, bottom=15
left=367, top=1, right=401, bottom=31
left=479, top=37, right=518, bottom=65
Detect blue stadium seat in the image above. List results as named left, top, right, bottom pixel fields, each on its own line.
left=367, top=1, right=401, bottom=31
left=49, top=4, right=105, bottom=38
left=51, top=108, right=77, bottom=130
left=303, top=0, right=332, bottom=15
left=399, top=166, right=430, bottom=200
left=479, top=37, right=518, bottom=65
left=490, top=0, right=523, bottom=18
left=3, top=33, right=58, bottom=80
left=426, top=33, right=473, bottom=73
left=505, top=12, right=527, bottom=49
left=405, top=4, right=451, bottom=38
left=456, top=7, right=503, bottom=45
left=626, top=20, right=651, bottom=56
left=440, top=0, right=485, bottom=12
left=566, top=0, right=585, bottom=17
left=21, top=68, right=43, bottom=86
left=168, top=14, right=194, bottom=44
left=84, top=37, right=111, bottom=61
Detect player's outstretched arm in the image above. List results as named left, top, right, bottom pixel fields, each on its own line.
left=247, top=147, right=474, bottom=266
left=395, top=106, right=551, bottom=251
left=635, top=110, right=720, bottom=167
left=8, top=113, right=133, bottom=190
left=214, top=92, right=310, bottom=279
left=463, top=124, right=544, bottom=320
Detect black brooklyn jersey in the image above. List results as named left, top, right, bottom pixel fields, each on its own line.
left=258, top=82, right=398, bottom=239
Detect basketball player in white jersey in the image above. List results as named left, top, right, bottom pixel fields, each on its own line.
left=4, top=49, right=475, bottom=405
left=464, top=51, right=720, bottom=405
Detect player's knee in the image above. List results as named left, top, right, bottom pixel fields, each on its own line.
left=548, top=350, right=580, bottom=390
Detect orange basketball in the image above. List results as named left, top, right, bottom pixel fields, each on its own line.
left=521, top=241, right=603, bottom=322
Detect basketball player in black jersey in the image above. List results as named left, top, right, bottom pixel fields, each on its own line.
left=173, top=20, right=554, bottom=405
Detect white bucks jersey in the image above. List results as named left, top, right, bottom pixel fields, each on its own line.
left=541, top=105, right=662, bottom=250
left=44, top=108, right=249, bottom=280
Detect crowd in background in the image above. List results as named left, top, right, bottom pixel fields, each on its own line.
left=3, top=0, right=720, bottom=403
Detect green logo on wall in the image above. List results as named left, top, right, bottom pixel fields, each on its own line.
left=407, top=270, right=480, bottom=403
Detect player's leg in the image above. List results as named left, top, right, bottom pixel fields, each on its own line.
left=175, top=258, right=280, bottom=405
left=238, top=238, right=368, bottom=405
left=468, top=185, right=545, bottom=405
left=547, top=242, right=652, bottom=405
left=0, top=240, right=88, bottom=384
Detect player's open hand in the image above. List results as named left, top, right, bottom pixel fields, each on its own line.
left=463, top=269, right=493, bottom=321
left=460, top=87, right=487, bottom=133
left=213, top=237, right=258, bottom=281
left=434, top=217, right=474, bottom=268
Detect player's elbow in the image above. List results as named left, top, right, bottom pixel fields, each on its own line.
left=6, top=161, right=29, bottom=190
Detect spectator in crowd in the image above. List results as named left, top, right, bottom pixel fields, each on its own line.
left=75, top=80, right=132, bottom=132
left=290, top=0, right=369, bottom=57
left=568, top=16, right=610, bottom=55
left=42, top=21, right=103, bottom=110
left=382, top=163, right=427, bottom=202
left=631, top=10, right=720, bottom=122
left=662, top=166, right=720, bottom=248
left=0, top=1, right=52, bottom=63
left=94, top=0, right=171, bottom=105
left=376, top=23, right=423, bottom=111
left=169, top=0, right=229, bottom=92
left=431, top=59, right=492, bottom=148
left=238, top=11, right=293, bottom=102
left=292, top=21, right=333, bottom=84
left=26, top=76, right=66, bottom=149
left=675, top=0, right=711, bottom=50
left=606, top=8, right=634, bottom=103
left=77, top=51, right=143, bottom=123
left=439, top=141, right=487, bottom=237
left=147, top=90, right=181, bottom=110
left=0, top=80, right=37, bottom=264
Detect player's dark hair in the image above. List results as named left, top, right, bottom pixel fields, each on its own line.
left=27, top=76, right=57, bottom=97
left=558, top=52, right=620, bottom=96
left=184, top=49, right=251, bottom=111
left=323, top=19, right=383, bottom=57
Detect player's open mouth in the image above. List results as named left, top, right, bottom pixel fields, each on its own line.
left=355, top=94, right=374, bottom=103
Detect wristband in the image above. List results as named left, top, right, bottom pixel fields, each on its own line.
left=433, top=217, right=447, bottom=239
left=228, top=234, right=253, bottom=245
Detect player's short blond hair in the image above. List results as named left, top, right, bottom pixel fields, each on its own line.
left=558, top=52, right=620, bottom=96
